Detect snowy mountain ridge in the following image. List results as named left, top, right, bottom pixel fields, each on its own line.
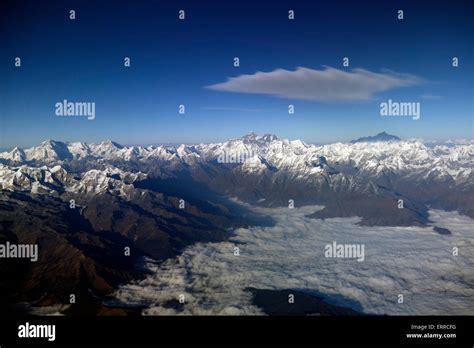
left=1, top=133, right=472, bottom=186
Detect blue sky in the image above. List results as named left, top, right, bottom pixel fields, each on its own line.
left=1, top=0, right=473, bottom=148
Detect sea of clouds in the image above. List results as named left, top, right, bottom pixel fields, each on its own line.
left=113, top=205, right=474, bottom=315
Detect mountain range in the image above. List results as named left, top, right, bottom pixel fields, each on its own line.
left=1, top=132, right=472, bottom=220
left=0, top=132, right=472, bottom=315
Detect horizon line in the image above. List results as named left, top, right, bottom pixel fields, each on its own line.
left=1, top=132, right=473, bottom=152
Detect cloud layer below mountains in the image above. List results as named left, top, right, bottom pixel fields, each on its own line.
left=206, top=67, right=423, bottom=102
left=113, top=206, right=474, bottom=315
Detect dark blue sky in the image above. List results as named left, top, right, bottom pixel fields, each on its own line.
left=1, top=0, right=473, bottom=148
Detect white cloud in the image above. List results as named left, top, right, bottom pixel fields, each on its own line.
left=206, top=66, right=423, bottom=102
left=112, top=206, right=474, bottom=315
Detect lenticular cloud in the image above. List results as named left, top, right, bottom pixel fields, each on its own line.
left=206, top=66, right=423, bottom=102
left=113, top=206, right=474, bottom=315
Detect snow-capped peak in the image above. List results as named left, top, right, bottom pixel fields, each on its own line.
left=240, top=132, right=279, bottom=144
left=101, top=140, right=124, bottom=149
